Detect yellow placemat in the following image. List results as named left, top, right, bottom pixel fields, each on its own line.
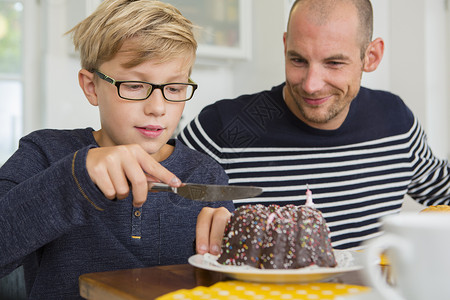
left=156, top=281, right=370, bottom=300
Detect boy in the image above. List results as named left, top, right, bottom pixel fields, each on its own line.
left=0, top=0, right=234, bottom=298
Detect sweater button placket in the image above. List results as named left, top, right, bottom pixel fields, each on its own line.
left=131, top=207, right=142, bottom=243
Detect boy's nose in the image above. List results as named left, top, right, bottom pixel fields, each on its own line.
left=144, top=89, right=166, bottom=116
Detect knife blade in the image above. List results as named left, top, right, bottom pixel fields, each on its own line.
left=149, top=183, right=263, bottom=202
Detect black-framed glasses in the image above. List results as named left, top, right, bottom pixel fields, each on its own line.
left=94, top=70, right=198, bottom=102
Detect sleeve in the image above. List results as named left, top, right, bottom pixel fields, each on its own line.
left=407, top=121, right=450, bottom=206
left=198, top=157, right=234, bottom=212
left=178, top=146, right=235, bottom=213
left=0, top=137, right=111, bottom=276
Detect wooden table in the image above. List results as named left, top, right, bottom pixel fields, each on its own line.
left=79, top=263, right=367, bottom=300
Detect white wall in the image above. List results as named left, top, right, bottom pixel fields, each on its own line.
left=390, top=0, right=449, bottom=159
left=35, top=0, right=449, bottom=159
left=39, top=0, right=100, bottom=131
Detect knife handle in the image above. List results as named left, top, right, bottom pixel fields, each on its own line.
left=148, top=183, right=174, bottom=192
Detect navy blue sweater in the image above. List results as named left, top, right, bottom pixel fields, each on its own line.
left=179, top=83, right=450, bottom=249
left=0, top=128, right=234, bottom=299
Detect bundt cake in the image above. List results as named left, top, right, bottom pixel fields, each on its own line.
left=217, top=204, right=337, bottom=269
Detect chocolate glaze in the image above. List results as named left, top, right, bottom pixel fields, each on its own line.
left=217, top=204, right=337, bottom=269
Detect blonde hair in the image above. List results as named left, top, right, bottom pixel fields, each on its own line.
left=67, top=0, right=197, bottom=71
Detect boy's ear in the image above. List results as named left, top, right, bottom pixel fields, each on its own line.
left=78, top=69, right=98, bottom=106
left=363, top=37, right=384, bottom=73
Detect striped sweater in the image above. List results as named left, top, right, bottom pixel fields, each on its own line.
left=178, top=83, right=450, bottom=249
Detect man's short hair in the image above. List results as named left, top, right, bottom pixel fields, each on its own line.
left=288, top=0, right=373, bottom=59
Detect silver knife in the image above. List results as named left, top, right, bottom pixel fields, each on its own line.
left=149, top=183, right=263, bottom=202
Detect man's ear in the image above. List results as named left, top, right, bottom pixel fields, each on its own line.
left=78, top=69, right=98, bottom=106
left=363, top=37, right=384, bottom=73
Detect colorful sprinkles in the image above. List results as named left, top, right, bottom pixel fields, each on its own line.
left=217, top=204, right=337, bottom=269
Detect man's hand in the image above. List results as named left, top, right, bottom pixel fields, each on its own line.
left=196, top=207, right=231, bottom=255
left=86, top=144, right=181, bottom=207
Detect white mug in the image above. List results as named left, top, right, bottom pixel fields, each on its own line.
left=362, top=212, right=450, bottom=300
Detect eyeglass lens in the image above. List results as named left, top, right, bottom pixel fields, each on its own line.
left=119, top=82, right=194, bottom=101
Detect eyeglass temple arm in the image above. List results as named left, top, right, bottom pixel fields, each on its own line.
left=94, top=70, right=115, bottom=85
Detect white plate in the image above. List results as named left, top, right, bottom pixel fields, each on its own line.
left=188, top=250, right=363, bottom=283
left=339, top=290, right=382, bottom=300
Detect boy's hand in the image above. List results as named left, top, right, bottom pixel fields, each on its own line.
left=195, top=207, right=231, bottom=255
left=86, top=144, right=181, bottom=207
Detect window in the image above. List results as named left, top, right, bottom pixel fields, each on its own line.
left=0, top=0, right=39, bottom=165
left=0, top=0, right=24, bottom=164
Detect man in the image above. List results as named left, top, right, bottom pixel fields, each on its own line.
left=184, top=0, right=450, bottom=252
